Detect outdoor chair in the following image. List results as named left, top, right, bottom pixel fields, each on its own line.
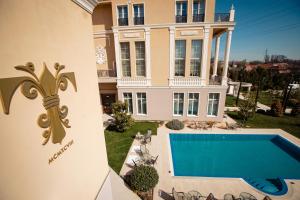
left=140, top=144, right=149, bottom=155
left=172, top=187, right=190, bottom=200
left=126, top=155, right=143, bottom=167
left=239, top=192, right=257, bottom=200
left=224, top=193, right=239, bottom=200
left=145, top=155, right=158, bottom=166
left=141, top=129, right=152, bottom=143
left=262, top=196, right=272, bottom=200
left=206, top=193, right=217, bottom=200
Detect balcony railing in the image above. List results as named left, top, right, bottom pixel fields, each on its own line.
left=118, top=18, right=128, bottom=26
left=117, top=77, right=151, bottom=87
left=134, top=17, right=144, bottom=25
left=176, top=15, right=187, bottom=23
left=215, top=13, right=230, bottom=22
left=97, top=70, right=117, bottom=83
left=169, top=77, right=203, bottom=87
left=97, top=69, right=116, bottom=77
left=193, top=14, right=205, bottom=22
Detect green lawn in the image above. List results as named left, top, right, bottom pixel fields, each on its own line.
left=253, top=91, right=281, bottom=106
left=225, top=95, right=245, bottom=107
left=104, top=122, right=159, bottom=173
left=227, top=111, right=300, bottom=139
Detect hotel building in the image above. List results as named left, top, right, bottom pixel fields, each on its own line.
left=93, top=0, right=235, bottom=121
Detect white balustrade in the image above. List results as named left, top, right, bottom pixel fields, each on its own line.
left=117, top=77, right=151, bottom=87
left=169, top=77, right=204, bottom=87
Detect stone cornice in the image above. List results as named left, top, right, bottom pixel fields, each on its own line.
left=72, top=0, right=101, bottom=14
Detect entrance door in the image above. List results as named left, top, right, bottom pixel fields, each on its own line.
left=101, top=94, right=116, bottom=114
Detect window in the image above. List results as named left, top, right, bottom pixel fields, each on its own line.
left=188, top=93, right=199, bottom=116
left=123, top=93, right=133, bottom=113
left=207, top=93, right=220, bottom=116
left=135, top=42, right=146, bottom=76
left=137, top=93, right=147, bottom=115
left=133, top=4, right=144, bottom=25
left=173, top=93, right=184, bottom=116
left=193, top=0, right=205, bottom=22
left=176, top=1, right=187, bottom=23
left=120, top=42, right=131, bottom=77
left=175, top=40, right=186, bottom=76
left=190, top=40, right=202, bottom=76
left=118, top=5, right=128, bottom=26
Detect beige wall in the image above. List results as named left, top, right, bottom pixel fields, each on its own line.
left=117, top=87, right=226, bottom=121
left=0, top=0, right=109, bottom=199
left=150, top=28, right=170, bottom=86
left=110, top=0, right=216, bottom=25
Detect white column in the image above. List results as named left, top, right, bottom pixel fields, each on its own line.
left=212, top=35, right=221, bottom=78
left=200, top=27, right=210, bottom=86
left=113, top=29, right=121, bottom=79
left=222, top=28, right=234, bottom=86
left=169, top=26, right=175, bottom=86
left=229, top=4, right=235, bottom=22
left=145, top=28, right=151, bottom=86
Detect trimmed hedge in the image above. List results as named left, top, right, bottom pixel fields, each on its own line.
left=129, top=165, right=159, bottom=192
left=165, top=119, right=184, bottom=130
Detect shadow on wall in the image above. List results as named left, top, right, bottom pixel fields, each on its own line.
left=92, top=3, right=113, bottom=30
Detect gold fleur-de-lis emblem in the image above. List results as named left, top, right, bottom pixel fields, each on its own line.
left=0, top=62, right=77, bottom=145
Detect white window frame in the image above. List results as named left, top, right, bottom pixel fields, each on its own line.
left=187, top=93, right=200, bottom=117
left=135, top=41, right=146, bottom=77
left=173, top=92, right=185, bottom=116
left=175, top=40, right=186, bottom=77
left=192, top=0, right=206, bottom=22
left=132, top=3, right=145, bottom=25
left=117, top=4, right=129, bottom=26
left=123, top=92, right=133, bottom=114
left=207, top=92, right=221, bottom=117
left=136, top=92, right=147, bottom=115
left=120, top=42, right=131, bottom=77
left=175, top=0, right=187, bottom=16
left=190, top=39, right=202, bottom=76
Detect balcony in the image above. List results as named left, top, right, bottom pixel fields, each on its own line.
left=118, top=18, right=128, bottom=26
left=134, top=17, right=144, bottom=25
left=193, top=14, right=205, bottom=22
left=169, top=76, right=222, bottom=87
left=176, top=15, right=187, bottom=23
left=97, top=69, right=117, bottom=83
left=117, top=77, right=151, bottom=87
left=215, top=13, right=230, bottom=22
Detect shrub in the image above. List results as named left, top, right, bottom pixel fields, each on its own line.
left=270, top=100, right=283, bottom=117
left=238, top=94, right=256, bottom=126
left=165, top=119, right=184, bottom=130
left=291, top=103, right=300, bottom=116
left=129, top=165, right=159, bottom=192
left=111, top=101, right=134, bottom=132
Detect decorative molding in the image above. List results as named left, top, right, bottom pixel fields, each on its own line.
left=72, top=0, right=101, bottom=14
left=180, top=30, right=199, bottom=36
left=123, top=32, right=141, bottom=38
left=113, top=22, right=235, bottom=31
left=0, top=62, right=77, bottom=145
left=95, top=46, right=107, bottom=65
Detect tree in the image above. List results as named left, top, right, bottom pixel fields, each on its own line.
left=129, top=165, right=159, bottom=199
left=111, top=101, right=134, bottom=132
left=238, top=94, right=256, bottom=126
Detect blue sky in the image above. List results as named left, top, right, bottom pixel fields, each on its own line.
left=215, top=0, right=300, bottom=61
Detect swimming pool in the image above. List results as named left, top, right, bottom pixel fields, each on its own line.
left=169, top=134, right=300, bottom=195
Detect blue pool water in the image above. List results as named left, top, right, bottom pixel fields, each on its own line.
left=170, top=134, right=300, bottom=179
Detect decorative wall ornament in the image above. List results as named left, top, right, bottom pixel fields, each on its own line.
left=0, top=62, right=77, bottom=145
left=95, top=46, right=107, bottom=65
left=180, top=31, right=199, bottom=36
left=123, top=32, right=141, bottom=38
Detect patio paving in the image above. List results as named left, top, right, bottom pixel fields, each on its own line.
left=119, top=125, right=300, bottom=200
